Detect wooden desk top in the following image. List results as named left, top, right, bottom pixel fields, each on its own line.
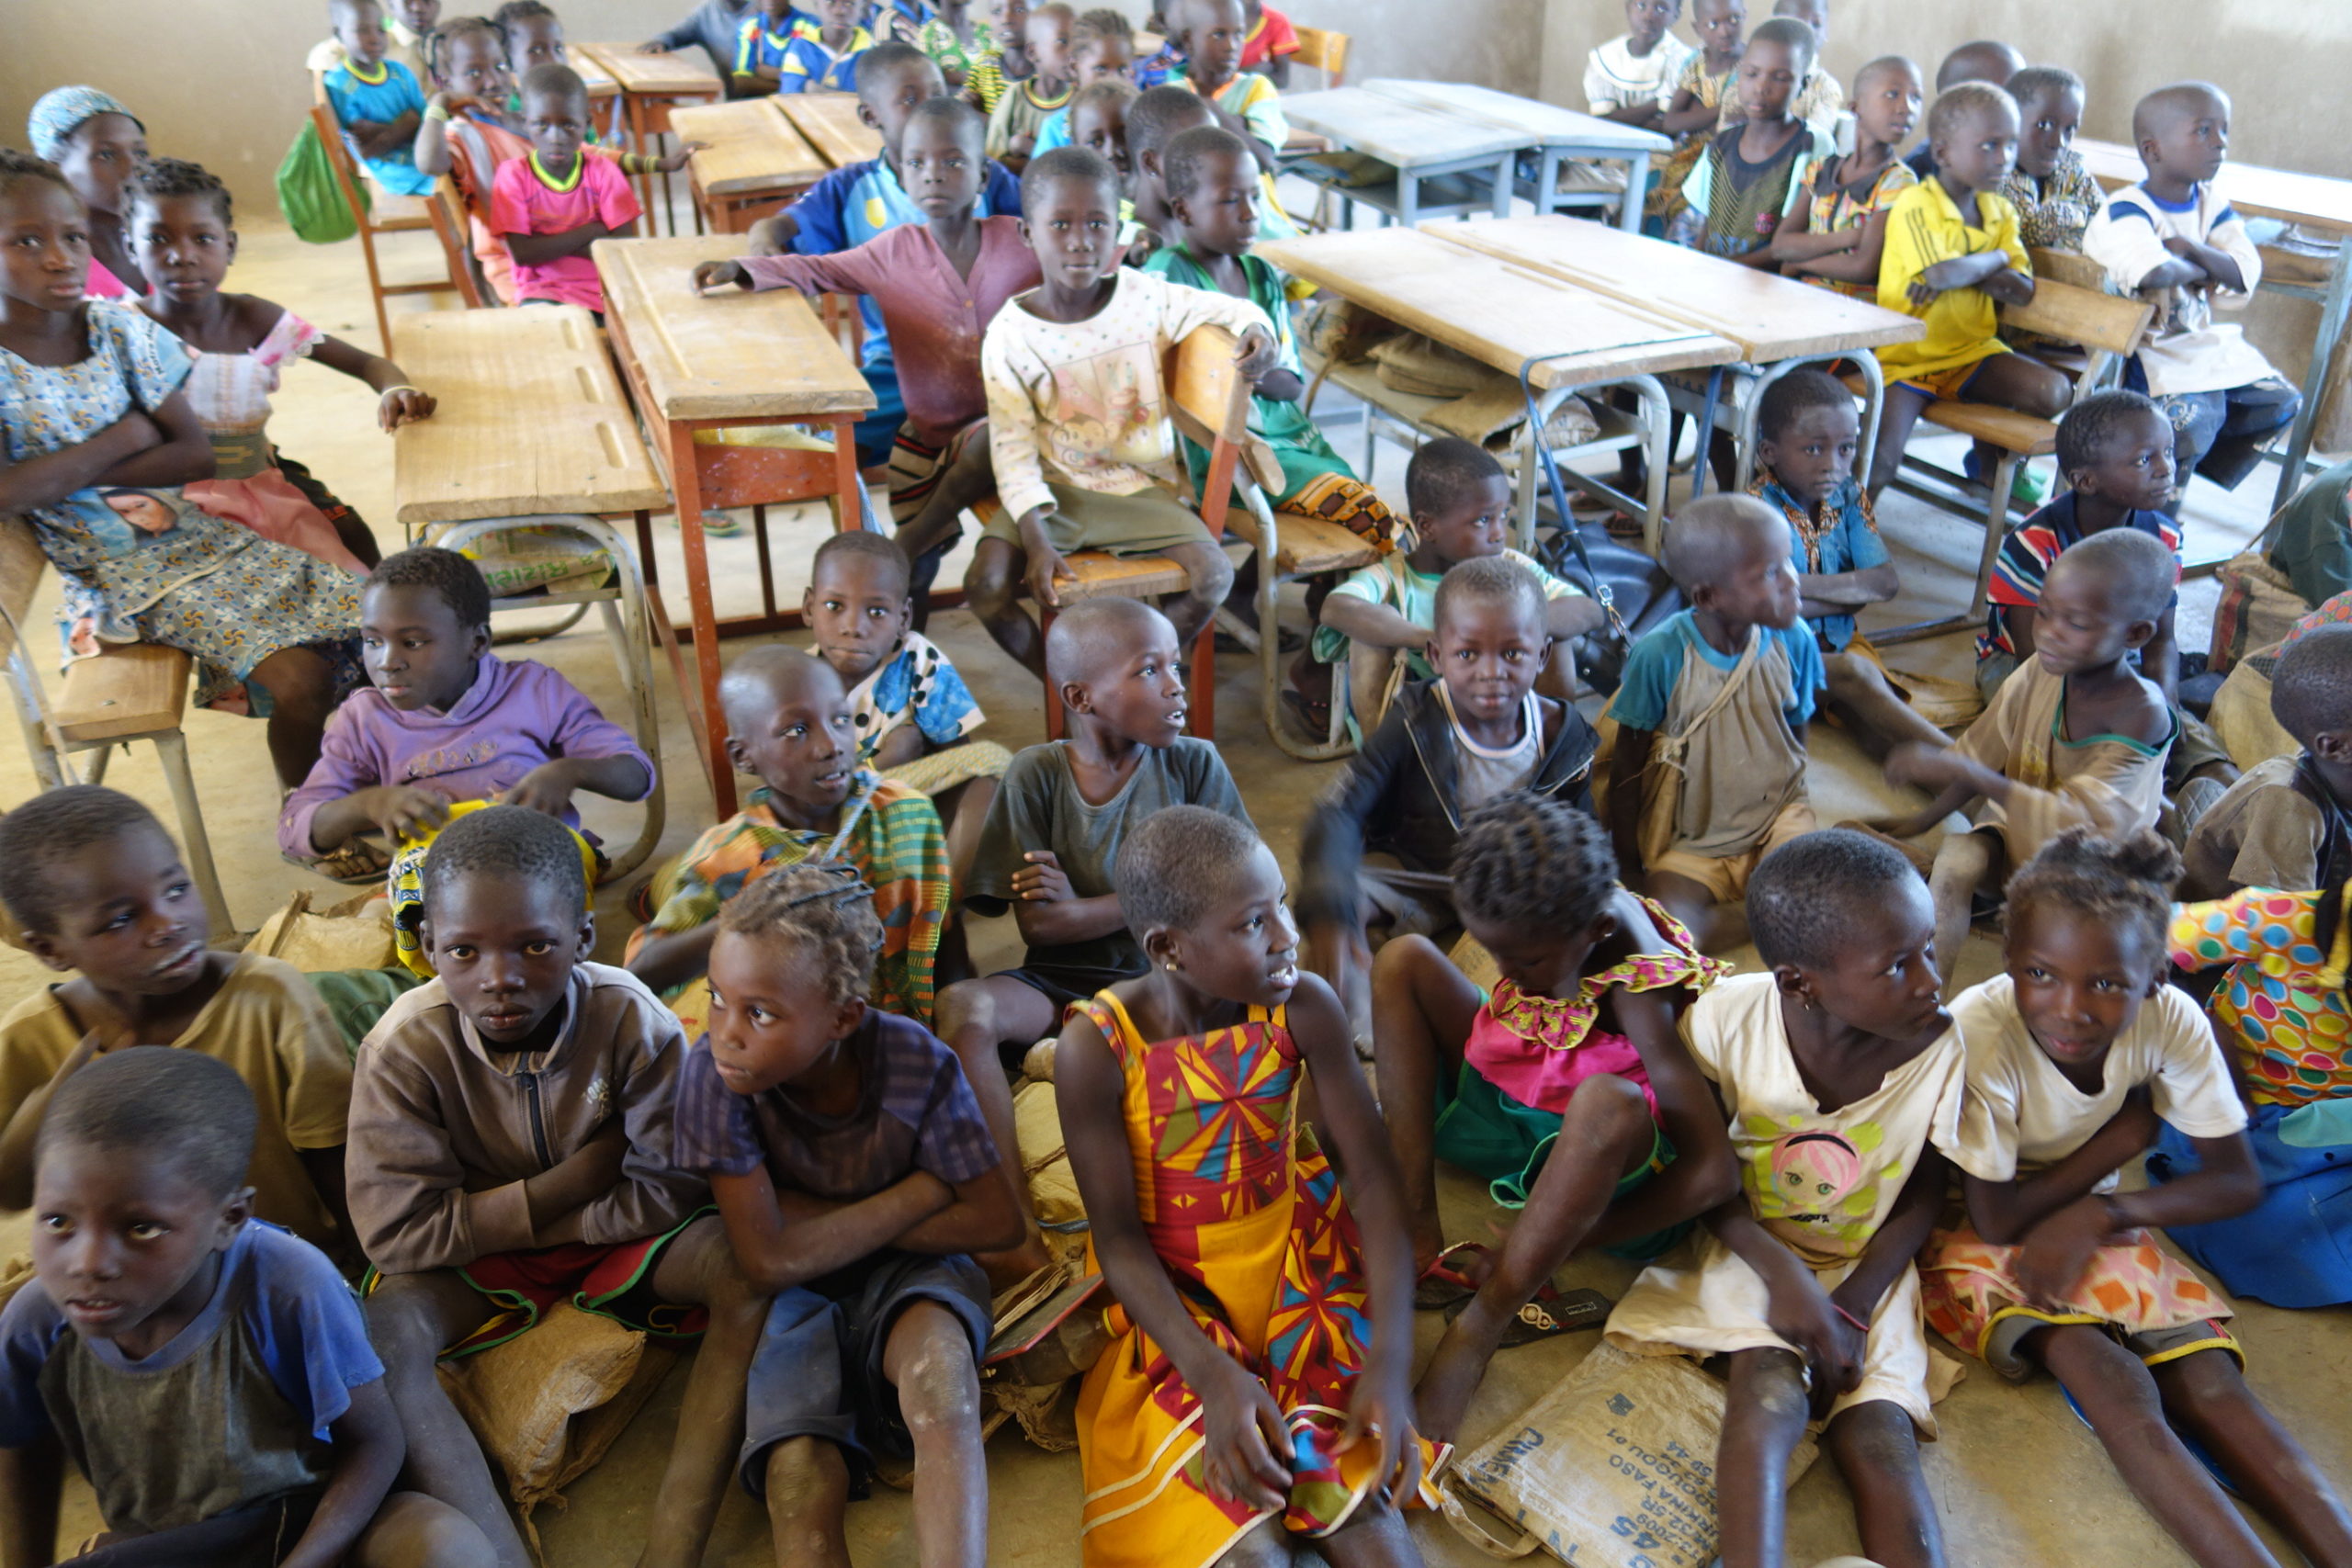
left=390, top=308, right=669, bottom=525
left=1255, top=229, right=1738, bottom=388
left=566, top=51, right=618, bottom=96
left=595, top=234, right=876, bottom=422
left=2074, top=139, right=2352, bottom=236
left=1364, top=80, right=1669, bottom=153
left=775, top=92, right=885, bottom=168
left=673, top=98, right=827, bottom=196
left=575, top=42, right=723, bottom=96
left=1277, top=85, right=1531, bottom=167
left=1430, top=215, right=1925, bottom=359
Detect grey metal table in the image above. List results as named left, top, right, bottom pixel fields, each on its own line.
left=1363, top=80, right=1668, bottom=232
left=1278, top=83, right=1524, bottom=227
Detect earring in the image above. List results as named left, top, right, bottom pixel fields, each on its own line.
left=1164, top=960, right=1181, bottom=973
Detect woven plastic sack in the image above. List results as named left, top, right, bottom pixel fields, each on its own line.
left=1441, top=1341, right=1817, bottom=1566
left=447, top=525, right=616, bottom=599
left=248, top=888, right=398, bottom=974
left=277, top=119, right=361, bottom=244
left=2210, top=646, right=2296, bottom=770
left=1371, top=333, right=1497, bottom=399
left=2208, top=550, right=2310, bottom=675
left=1012, top=1078, right=1084, bottom=1227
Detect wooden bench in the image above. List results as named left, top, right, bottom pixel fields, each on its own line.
left=1871, top=258, right=2154, bottom=643
left=0, top=518, right=235, bottom=936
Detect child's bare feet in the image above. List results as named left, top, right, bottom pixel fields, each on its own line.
left=1413, top=1306, right=1505, bottom=1445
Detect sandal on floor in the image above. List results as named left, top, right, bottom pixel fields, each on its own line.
left=1280, top=683, right=1333, bottom=739
left=290, top=840, right=392, bottom=886
left=1603, top=511, right=1647, bottom=539
left=1444, top=1281, right=1613, bottom=1346
left=1414, top=1241, right=1494, bottom=1311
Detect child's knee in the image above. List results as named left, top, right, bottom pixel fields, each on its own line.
left=356, top=1492, right=499, bottom=1568
left=1823, top=651, right=1878, bottom=705
left=1563, top=1070, right=1651, bottom=1143
left=364, top=1281, right=448, bottom=1371
left=1827, top=1400, right=1924, bottom=1474
left=763, top=1436, right=848, bottom=1512
left=891, top=1313, right=982, bottom=1441
left=2154, top=1346, right=2251, bottom=1410
left=1175, top=543, right=1235, bottom=602
left=961, top=551, right=1021, bottom=616
left=254, top=648, right=335, bottom=719
left=1368, top=931, right=1443, bottom=993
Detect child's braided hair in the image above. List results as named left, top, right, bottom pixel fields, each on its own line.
left=126, top=156, right=232, bottom=227
left=1450, top=794, right=1618, bottom=934
left=426, top=15, right=503, bottom=82
left=0, top=148, right=71, bottom=201
left=2003, top=826, right=2180, bottom=974
left=1073, top=6, right=1134, bottom=44
left=718, top=863, right=885, bottom=1012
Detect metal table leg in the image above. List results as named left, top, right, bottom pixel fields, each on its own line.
left=2271, top=238, right=2352, bottom=511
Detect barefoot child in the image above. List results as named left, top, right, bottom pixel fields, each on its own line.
left=130, top=157, right=433, bottom=573
left=0, top=788, right=356, bottom=1255
left=1670, top=18, right=1834, bottom=264
left=1606, top=829, right=1967, bottom=1568
left=0, top=1049, right=496, bottom=1568
left=1771, top=55, right=1920, bottom=296
left=24, top=87, right=148, bottom=298
left=627, top=645, right=951, bottom=1030
left=1300, top=559, right=1600, bottom=1030
left=1877, top=530, right=2177, bottom=992
left=1058, top=807, right=1443, bottom=1565
left=1867, top=82, right=2073, bottom=499
left=279, top=547, right=655, bottom=891
left=1996, top=66, right=2103, bottom=251
left=677, top=864, right=1020, bottom=1568
left=968, top=145, right=1275, bottom=674
left=694, top=97, right=1039, bottom=601
left=1370, top=793, right=1737, bottom=1442
left=935, top=596, right=1249, bottom=1279
left=0, top=152, right=360, bottom=788
left=1929, top=829, right=2352, bottom=1568
left=351, top=807, right=762, bottom=1568
left=1602, top=493, right=1824, bottom=952
left=799, top=532, right=1012, bottom=890
left=488, top=64, right=641, bottom=317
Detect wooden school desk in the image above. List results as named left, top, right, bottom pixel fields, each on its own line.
left=390, top=306, right=675, bottom=863
left=1255, top=228, right=1740, bottom=551
left=1363, top=80, right=1669, bottom=231
left=673, top=97, right=829, bottom=235
left=1430, top=214, right=1925, bottom=483
left=575, top=42, right=724, bottom=236
left=595, top=234, right=876, bottom=814
left=775, top=91, right=885, bottom=169
left=2075, top=137, right=2352, bottom=510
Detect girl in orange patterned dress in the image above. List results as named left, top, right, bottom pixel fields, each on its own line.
left=1056, top=807, right=1441, bottom=1568
left=1927, top=829, right=2352, bottom=1568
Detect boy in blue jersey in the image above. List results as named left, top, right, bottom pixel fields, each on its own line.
left=745, top=43, right=1024, bottom=466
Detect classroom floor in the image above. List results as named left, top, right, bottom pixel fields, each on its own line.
left=4, top=216, right=2348, bottom=1567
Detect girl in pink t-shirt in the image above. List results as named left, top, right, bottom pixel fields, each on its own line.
left=1368, top=790, right=1738, bottom=1442
left=487, top=64, right=641, bottom=314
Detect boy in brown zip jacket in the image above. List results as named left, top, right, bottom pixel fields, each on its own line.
left=347, top=806, right=771, bottom=1568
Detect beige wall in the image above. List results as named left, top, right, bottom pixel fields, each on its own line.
left=3, top=0, right=2345, bottom=217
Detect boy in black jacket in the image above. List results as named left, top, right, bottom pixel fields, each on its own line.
left=1301, top=555, right=1599, bottom=1038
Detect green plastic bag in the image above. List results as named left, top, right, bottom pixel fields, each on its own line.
left=277, top=118, right=363, bottom=244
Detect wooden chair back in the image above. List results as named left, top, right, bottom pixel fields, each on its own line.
left=1996, top=274, right=2152, bottom=359
left=2028, top=245, right=2108, bottom=295
left=1165, top=323, right=1283, bottom=522
left=429, top=176, right=491, bottom=309
left=1292, top=27, right=1349, bottom=85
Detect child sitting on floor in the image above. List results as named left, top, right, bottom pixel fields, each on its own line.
left=1058, top=807, right=1444, bottom=1565
left=1930, top=829, right=2352, bottom=1568
left=627, top=644, right=951, bottom=1031
left=25, top=86, right=149, bottom=298
left=676, top=863, right=1018, bottom=1568
left=131, top=157, right=433, bottom=573
left=1602, top=492, right=1825, bottom=952
left=1164, top=0, right=1286, bottom=169
left=1903, top=39, right=2024, bottom=178
left=2085, top=82, right=2301, bottom=513
left=1650, top=0, right=1745, bottom=229
left=322, top=0, right=437, bottom=197
left=967, top=146, right=1275, bottom=673
left=351, top=807, right=761, bottom=1568
left=0, top=1048, right=497, bottom=1568
left=1300, top=558, right=1600, bottom=1029
left=1309, top=438, right=1596, bottom=739
left=1586, top=0, right=1693, bottom=130
left=1877, top=530, right=2177, bottom=992
left=1770, top=55, right=1920, bottom=297
left=1996, top=66, right=2103, bottom=251
left=0, top=152, right=359, bottom=789
left=747, top=43, right=1024, bottom=469
left=0, top=787, right=356, bottom=1256
left=279, top=547, right=654, bottom=885
left=1669, top=17, right=1834, bottom=265
left=489, top=64, right=642, bottom=317
left=1607, top=829, right=1967, bottom=1568
left=935, top=596, right=1250, bottom=1280
left=984, top=0, right=1075, bottom=167
left=2183, top=626, right=2352, bottom=897
left=1027, top=7, right=1136, bottom=157
left=696, top=97, right=1037, bottom=600
left=799, top=532, right=1011, bottom=888
left=1368, top=794, right=1736, bottom=1442
left=1868, top=82, right=2073, bottom=499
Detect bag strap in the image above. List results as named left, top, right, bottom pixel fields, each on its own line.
left=1657, top=626, right=1765, bottom=762
left=1518, top=366, right=1626, bottom=644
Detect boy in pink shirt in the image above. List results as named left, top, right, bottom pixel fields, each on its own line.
left=488, top=63, right=641, bottom=315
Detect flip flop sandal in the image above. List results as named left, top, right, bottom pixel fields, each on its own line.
left=1280, top=684, right=1333, bottom=739
left=1603, top=511, right=1647, bottom=538
left=1415, top=1241, right=1494, bottom=1311
left=1834, top=821, right=1937, bottom=878
left=1445, top=1282, right=1613, bottom=1347
left=290, top=839, right=391, bottom=886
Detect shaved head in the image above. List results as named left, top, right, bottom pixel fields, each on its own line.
left=2133, top=81, right=2229, bottom=146
left=1935, top=39, right=2023, bottom=92
left=2048, top=528, right=2174, bottom=626
left=719, top=643, right=845, bottom=732
left=1044, top=596, right=1177, bottom=685
left=1663, top=493, right=1788, bottom=593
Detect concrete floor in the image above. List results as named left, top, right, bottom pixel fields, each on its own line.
left=5, top=216, right=2349, bottom=1567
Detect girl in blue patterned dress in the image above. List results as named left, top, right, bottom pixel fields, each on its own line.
left=0, top=150, right=361, bottom=787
